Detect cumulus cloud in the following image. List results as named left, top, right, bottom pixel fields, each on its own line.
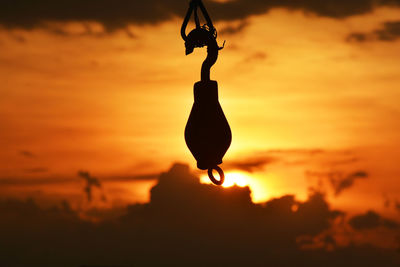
left=2, top=0, right=400, bottom=32
left=0, top=163, right=399, bottom=266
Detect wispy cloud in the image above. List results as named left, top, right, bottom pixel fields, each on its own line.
left=77, top=170, right=103, bottom=202
left=226, top=156, right=276, bottom=172
left=19, top=150, right=35, bottom=158
left=330, top=171, right=368, bottom=196
left=220, top=21, right=249, bottom=35
left=306, top=170, right=368, bottom=196
left=23, top=167, right=49, bottom=174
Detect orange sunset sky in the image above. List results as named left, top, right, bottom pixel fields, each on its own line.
left=1, top=0, right=400, bottom=220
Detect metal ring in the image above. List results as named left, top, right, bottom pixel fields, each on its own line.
left=208, top=166, right=225, bottom=186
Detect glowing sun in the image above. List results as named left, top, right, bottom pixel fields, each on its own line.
left=200, top=171, right=272, bottom=203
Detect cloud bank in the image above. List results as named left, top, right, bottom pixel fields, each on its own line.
left=1, top=0, right=400, bottom=31
left=0, top=163, right=399, bottom=266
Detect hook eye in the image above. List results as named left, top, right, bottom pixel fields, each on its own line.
left=208, top=166, right=225, bottom=186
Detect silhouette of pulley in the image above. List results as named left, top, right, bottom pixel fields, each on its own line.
left=181, top=0, right=231, bottom=186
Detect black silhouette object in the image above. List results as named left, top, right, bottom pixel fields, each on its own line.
left=181, top=0, right=231, bottom=185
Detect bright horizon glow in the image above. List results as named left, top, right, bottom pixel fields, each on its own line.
left=200, top=171, right=271, bottom=203
left=200, top=171, right=251, bottom=188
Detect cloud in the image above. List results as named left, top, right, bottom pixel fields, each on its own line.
left=349, top=210, right=399, bottom=230
left=0, top=173, right=159, bottom=187
left=327, top=157, right=359, bottom=166
left=330, top=171, right=368, bottom=196
left=19, top=150, right=35, bottom=158
left=0, top=177, right=73, bottom=186
left=102, top=173, right=159, bottom=182
left=77, top=170, right=103, bottom=202
left=226, top=148, right=328, bottom=170
left=23, top=167, right=48, bottom=174
left=347, top=32, right=370, bottom=42
left=0, top=163, right=399, bottom=266
left=225, top=156, right=276, bottom=172
left=374, top=21, right=400, bottom=41
left=347, top=21, right=400, bottom=42
left=240, top=51, right=268, bottom=64
left=267, top=148, right=326, bottom=155
left=219, top=21, right=249, bottom=35
left=2, top=1, right=400, bottom=32
left=306, top=170, right=368, bottom=196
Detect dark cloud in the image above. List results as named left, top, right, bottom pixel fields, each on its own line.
left=77, top=170, right=103, bottom=202
left=225, top=156, right=276, bottom=172
left=380, top=195, right=400, bottom=213
left=328, top=157, right=359, bottom=166
left=19, top=150, right=35, bottom=158
left=330, top=171, right=368, bottom=196
left=219, top=21, right=249, bottom=35
left=0, top=177, right=73, bottom=186
left=9, top=33, right=27, bottom=43
left=306, top=170, right=368, bottom=196
left=347, top=32, right=370, bottom=42
left=0, top=163, right=399, bottom=266
left=102, top=173, right=159, bottom=182
left=240, top=51, right=268, bottom=64
left=347, top=20, right=400, bottom=42
left=23, top=167, right=48, bottom=174
left=268, top=148, right=326, bottom=155
left=228, top=148, right=328, bottom=169
left=374, top=21, right=400, bottom=41
left=349, top=210, right=399, bottom=230
left=2, top=1, right=400, bottom=32
left=383, top=194, right=391, bottom=208
left=0, top=173, right=159, bottom=187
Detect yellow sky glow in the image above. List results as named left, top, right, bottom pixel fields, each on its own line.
left=1, top=7, right=400, bottom=217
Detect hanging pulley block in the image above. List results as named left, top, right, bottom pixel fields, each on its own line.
left=181, top=0, right=231, bottom=185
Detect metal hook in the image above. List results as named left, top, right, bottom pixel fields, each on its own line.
left=181, top=0, right=195, bottom=41
left=208, top=166, right=225, bottom=186
left=181, top=0, right=216, bottom=42
left=181, top=1, right=222, bottom=81
left=194, top=5, right=200, bottom=29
